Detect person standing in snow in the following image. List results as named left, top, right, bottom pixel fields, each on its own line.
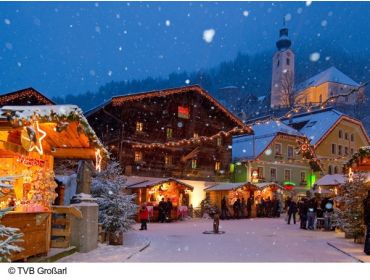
left=287, top=199, right=298, bottom=224
left=247, top=196, right=253, bottom=218
left=166, top=198, right=173, bottom=222
left=241, top=197, right=247, bottom=218
left=139, top=203, right=149, bottom=230
left=221, top=196, right=229, bottom=219
left=158, top=198, right=166, bottom=223
left=307, top=197, right=318, bottom=230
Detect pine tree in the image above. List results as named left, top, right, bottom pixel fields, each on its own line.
left=334, top=173, right=368, bottom=240
left=0, top=177, right=23, bottom=262
left=91, top=160, right=137, bottom=233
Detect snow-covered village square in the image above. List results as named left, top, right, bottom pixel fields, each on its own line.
left=1, top=1, right=370, bottom=272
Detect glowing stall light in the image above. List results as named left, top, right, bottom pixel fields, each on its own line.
left=308, top=174, right=316, bottom=188
left=348, top=167, right=353, bottom=182
left=95, top=149, right=102, bottom=172
left=21, top=121, right=47, bottom=155
left=283, top=181, right=295, bottom=191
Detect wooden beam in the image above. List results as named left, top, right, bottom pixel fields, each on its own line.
left=51, top=147, right=96, bottom=159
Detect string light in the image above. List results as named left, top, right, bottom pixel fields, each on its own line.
left=95, top=148, right=102, bottom=172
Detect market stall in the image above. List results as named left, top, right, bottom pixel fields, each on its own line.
left=205, top=182, right=257, bottom=216
left=0, top=105, right=106, bottom=261
left=125, top=177, right=193, bottom=221
left=313, top=174, right=346, bottom=197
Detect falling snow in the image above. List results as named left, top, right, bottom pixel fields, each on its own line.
left=203, top=29, right=216, bottom=43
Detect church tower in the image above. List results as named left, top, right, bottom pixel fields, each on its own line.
left=270, top=26, right=295, bottom=108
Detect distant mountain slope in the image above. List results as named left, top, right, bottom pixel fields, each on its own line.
left=53, top=43, right=370, bottom=112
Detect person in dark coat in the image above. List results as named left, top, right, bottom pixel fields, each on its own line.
left=247, top=196, right=253, bottom=218
left=307, top=198, right=318, bottom=230
left=260, top=198, right=266, bottom=217
left=241, top=198, right=247, bottom=218
left=273, top=197, right=280, bottom=218
left=287, top=200, right=298, bottom=224
left=363, top=190, right=370, bottom=255
left=298, top=198, right=308, bottom=229
left=158, top=198, right=166, bottom=223
left=166, top=198, right=173, bottom=222
left=221, top=196, right=229, bottom=220
left=139, top=203, right=149, bottom=230
left=233, top=198, right=241, bottom=219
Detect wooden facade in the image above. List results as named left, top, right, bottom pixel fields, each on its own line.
left=86, top=85, right=252, bottom=181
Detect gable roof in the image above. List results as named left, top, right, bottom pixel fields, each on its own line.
left=232, top=120, right=303, bottom=161
left=125, top=177, right=194, bottom=190
left=295, top=66, right=359, bottom=93
left=0, top=88, right=55, bottom=106
left=85, top=85, right=244, bottom=127
left=282, top=108, right=369, bottom=147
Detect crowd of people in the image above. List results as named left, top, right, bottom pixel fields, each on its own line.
left=285, top=196, right=334, bottom=230
left=221, top=196, right=254, bottom=219
left=256, top=197, right=281, bottom=218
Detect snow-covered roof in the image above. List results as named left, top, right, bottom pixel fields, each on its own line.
left=125, top=177, right=194, bottom=190
left=0, top=105, right=81, bottom=120
left=255, top=182, right=284, bottom=190
left=282, top=108, right=343, bottom=146
left=314, top=174, right=346, bottom=186
left=205, top=182, right=254, bottom=192
left=295, top=66, right=359, bottom=93
left=232, top=120, right=302, bottom=161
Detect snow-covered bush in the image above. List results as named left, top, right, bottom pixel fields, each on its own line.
left=91, top=160, right=137, bottom=233
left=0, top=177, right=23, bottom=262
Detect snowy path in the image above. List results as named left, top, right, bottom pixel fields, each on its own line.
left=127, top=217, right=357, bottom=262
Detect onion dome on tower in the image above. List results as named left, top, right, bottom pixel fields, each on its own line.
left=276, top=27, right=292, bottom=51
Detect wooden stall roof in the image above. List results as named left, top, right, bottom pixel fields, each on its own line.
left=0, top=105, right=108, bottom=160
left=125, top=176, right=194, bottom=190
left=205, top=182, right=256, bottom=192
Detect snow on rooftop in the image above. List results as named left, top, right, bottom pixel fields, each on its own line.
left=283, top=108, right=343, bottom=145
left=232, top=120, right=302, bottom=161
left=0, top=105, right=82, bottom=120
left=295, top=66, right=359, bottom=93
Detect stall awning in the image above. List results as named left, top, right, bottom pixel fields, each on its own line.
left=125, top=177, right=194, bottom=190
left=205, top=182, right=256, bottom=192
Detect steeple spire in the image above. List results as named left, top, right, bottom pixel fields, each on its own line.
left=276, top=20, right=291, bottom=51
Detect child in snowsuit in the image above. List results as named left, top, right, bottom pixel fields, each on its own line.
left=139, top=204, right=149, bottom=230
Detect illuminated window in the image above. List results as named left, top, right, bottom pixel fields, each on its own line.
left=300, top=172, right=306, bottom=183
left=136, top=122, right=143, bottom=132
left=166, top=128, right=173, bottom=139
left=164, top=155, right=172, bottom=166
left=287, top=145, right=294, bottom=158
left=178, top=106, right=190, bottom=119
left=270, top=168, right=277, bottom=181
left=284, top=169, right=291, bottom=181
left=338, top=130, right=343, bottom=138
left=215, top=161, right=221, bottom=171
left=134, top=151, right=142, bottom=162
left=191, top=159, right=197, bottom=169
left=216, top=137, right=222, bottom=146
left=275, top=143, right=282, bottom=155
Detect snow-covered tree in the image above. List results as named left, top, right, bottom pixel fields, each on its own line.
left=0, top=177, right=23, bottom=262
left=91, top=160, right=137, bottom=233
left=334, top=173, right=368, bottom=240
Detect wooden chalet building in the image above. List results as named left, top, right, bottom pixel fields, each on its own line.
left=86, top=85, right=252, bottom=181
left=0, top=87, right=55, bottom=106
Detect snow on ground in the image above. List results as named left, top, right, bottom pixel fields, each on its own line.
left=127, top=217, right=358, bottom=262
left=59, top=216, right=363, bottom=263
